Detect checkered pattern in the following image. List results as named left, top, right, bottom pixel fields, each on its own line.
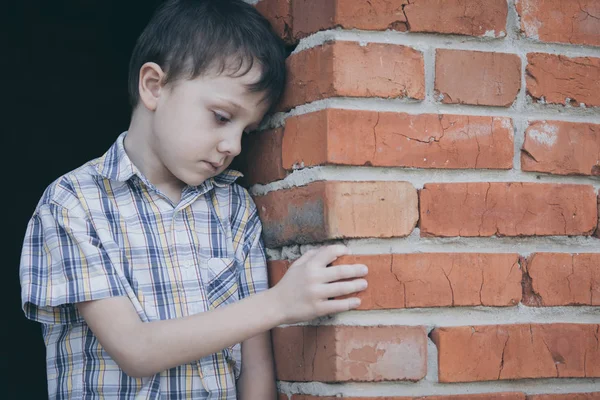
left=20, top=132, right=269, bottom=399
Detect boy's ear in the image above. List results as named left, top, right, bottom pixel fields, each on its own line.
left=138, top=62, right=165, bottom=111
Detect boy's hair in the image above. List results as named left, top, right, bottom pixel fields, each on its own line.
left=128, top=0, right=287, bottom=111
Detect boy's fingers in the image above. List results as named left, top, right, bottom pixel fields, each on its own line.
left=318, top=298, right=361, bottom=316
left=308, top=245, right=350, bottom=268
left=322, top=264, right=368, bottom=283
left=321, top=279, right=367, bottom=298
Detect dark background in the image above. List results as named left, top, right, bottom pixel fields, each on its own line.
left=6, top=1, right=163, bottom=396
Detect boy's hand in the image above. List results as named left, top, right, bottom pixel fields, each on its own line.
left=271, top=245, right=368, bottom=325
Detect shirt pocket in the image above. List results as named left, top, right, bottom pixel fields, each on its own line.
left=199, top=257, right=240, bottom=309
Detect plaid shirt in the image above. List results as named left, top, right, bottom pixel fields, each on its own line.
left=19, top=132, right=269, bottom=399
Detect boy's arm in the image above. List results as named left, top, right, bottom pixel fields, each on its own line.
left=236, top=332, right=276, bottom=399
left=77, top=245, right=368, bottom=378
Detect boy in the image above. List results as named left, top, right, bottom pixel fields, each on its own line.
left=19, top=0, right=368, bottom=399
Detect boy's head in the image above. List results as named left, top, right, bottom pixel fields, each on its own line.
left=126, top=0, right=287, bottom=188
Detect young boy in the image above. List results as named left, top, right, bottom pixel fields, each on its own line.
left=19, top=0, right=368, bottom=399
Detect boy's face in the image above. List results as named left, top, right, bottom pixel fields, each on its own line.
left=148, top=62, right=269, bottom=188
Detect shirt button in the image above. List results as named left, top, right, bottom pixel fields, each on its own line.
left=183, top=261, right=193, bottom=269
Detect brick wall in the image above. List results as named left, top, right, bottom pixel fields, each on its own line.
left=242, top=0, right=600, bottom=398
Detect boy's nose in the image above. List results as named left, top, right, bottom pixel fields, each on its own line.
left=217, top=134, right=242, bottom=157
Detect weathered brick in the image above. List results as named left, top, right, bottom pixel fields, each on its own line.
left=528, top=394, right=600, bottom=400
left=431, top=324, right=600, bottom=382
left=404, top=0, right=508, bottom=37
left=526, top=53, right=600, bottom=107
left=522, top=253, right=600, bottom=306
left=281, top=41, right=425, bottom=111
left=419, top=183, right=598, bottom=237
left=289, top=394, right=527, bottom=400
left=272, top=325, right=427, bottom=382
left=255, top=181, right=418, bottom=247
left=521, top=121, right=600, bottom=177
left=265, top=0, right=508, bottom=41
left=516, top=0, right=600, bottom=47
left=283, top=109, right=514, bottom=170
left=435, top=49, right=521, bottom=107
left=268, top=253, right=522, bottom=308
left=235, top=128, right=287, bottom=186
left=255, top=0, right=293, bottom=43
left=292, top=0, right=410, bottom=38
left=596, top=195, right=600, bottom=238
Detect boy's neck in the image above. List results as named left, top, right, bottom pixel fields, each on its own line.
left=124, top=108, right=186, bottom=203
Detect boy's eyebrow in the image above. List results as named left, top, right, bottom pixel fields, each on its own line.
left=216, top=97, right=246, bottom=112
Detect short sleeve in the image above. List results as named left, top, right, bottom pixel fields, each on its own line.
left=236, top=209, right=269, bottom=299
left=19, top=201, right=126, bottom=325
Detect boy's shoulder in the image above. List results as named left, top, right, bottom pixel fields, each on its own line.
left=35, top=158, right=104, bottom=212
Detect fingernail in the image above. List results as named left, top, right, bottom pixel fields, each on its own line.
left=351, top=298, right=361, bottom=307
left=361, top=266, right=368, bottom=274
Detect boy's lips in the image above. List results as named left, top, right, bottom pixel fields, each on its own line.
left=202, top=160, right=224, bottom=171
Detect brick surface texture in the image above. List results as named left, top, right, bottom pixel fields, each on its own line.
left=435, top=50, right=521, bottom=107
left=516, top=0, right=600, bottom=47
left=255, top=181, right=418, bottom=247
left=269, top=253, right=522, bottom=308
left=522, top=253, right=600, bottom=306
left=526, top=54, right=600, bottom=107
left=431, top=324, right=600, bottom=382
left=281, top=41, right=425, bottom=110
left=283, top=110, right=514, bottom=170
left=521, top=121, right=600, bottom=176
left=420, top=183, right=598, bottom=237
left=272, top=325, right=427, bottom=382
left=250, top=0, right=600, bottom=397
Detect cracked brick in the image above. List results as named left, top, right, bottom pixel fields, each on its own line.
left=280, top=41, right=425, bottom=111
left=516, top=0, right=600, bottom=47
left=268, top=253, right=522, bottom=309
left=279, top=109, right=513, bottom=173
left=521, top=121, right=600, bottom=177
left=272, top=325, right=427, bottom=382
left=435, top=49, right=521, bottom=107
left=522, top=253, right=600, bottom=306
left=404, top=0, right=507, bottom=36
left=526, top=53, right=600, bottom=107
left=431, top=324, right=600, bottom=382
left=419, top=182, right=598, bottom=237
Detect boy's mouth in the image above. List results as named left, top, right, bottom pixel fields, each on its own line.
left=203, top=160, right=224, bottom=172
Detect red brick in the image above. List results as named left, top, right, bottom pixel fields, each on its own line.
left=269, top=253, right=522, bottom=308
left=596, top=195, right=600, bottom=238
left=281, top=42, right=425, bottom=111
left=236, top=128, right=287, bottom=185
left=516, top=0, right=600, bottom=47
left=290, top=394, right=526, bottom=400
left=255, top=181, right=418, bottom=247
left=255, top=0, right=293, bottom=43
left=521, top=121, right=600, bottom=177
left=404, top=0, right=508, bottom=37
left=272, top=325, right=427, bottom=382
left=522, top=253, right=600, bottom=306
left=431, top=323, right=600, bottom=382
left=292, top=0, right=410, bottom=38
left=435, top=50, right=521, bottom=107
left=526, top=53, right=600, bottom=107
left=528, top=394, right=600, bottom=400
left=267, top=0, right=508, bottom=41
left=283, top=109, right=514, bottom=170
left=419, top=183, right=598, bottom=237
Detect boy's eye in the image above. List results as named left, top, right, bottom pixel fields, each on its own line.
left=213, top=112, right=230, bottom=124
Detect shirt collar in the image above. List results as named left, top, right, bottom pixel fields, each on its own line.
left=95, top=131, right=243, bottom=188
